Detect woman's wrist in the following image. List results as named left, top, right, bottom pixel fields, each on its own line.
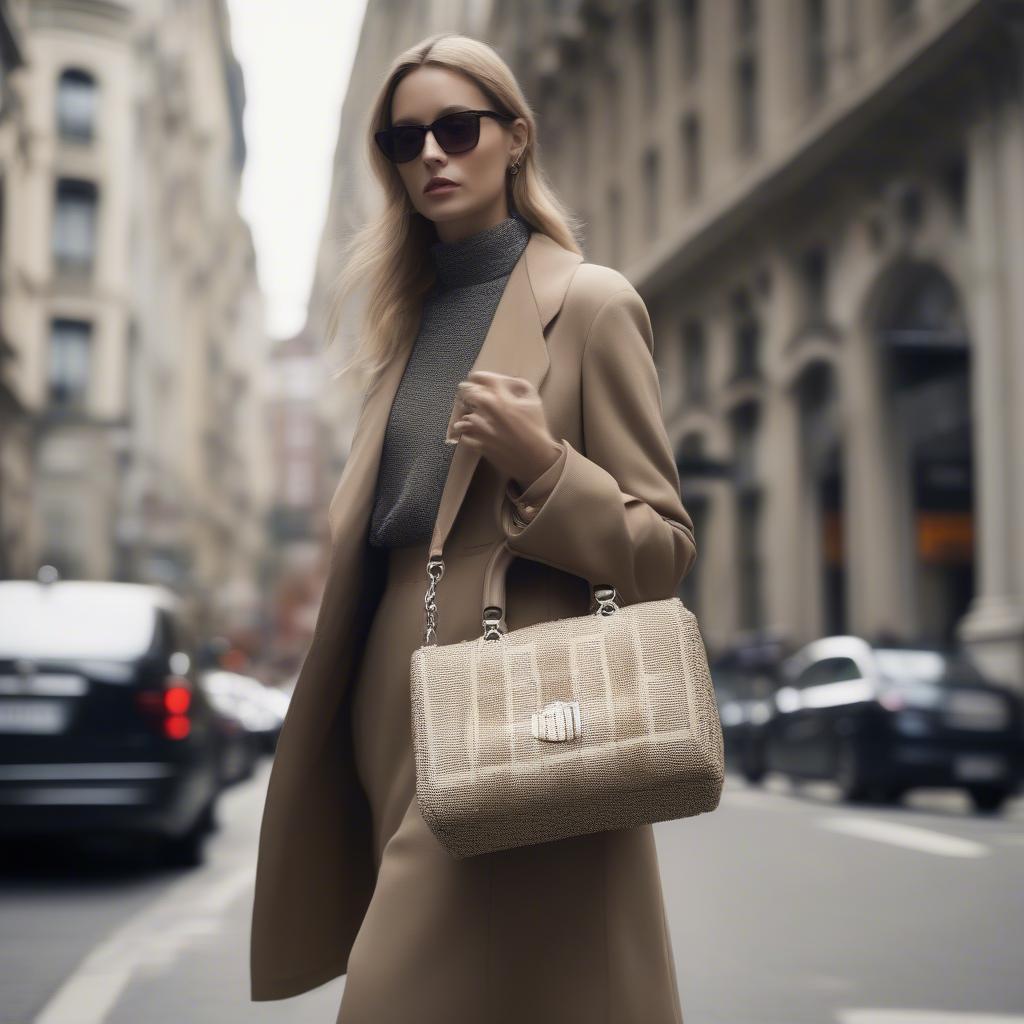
left=510, top=439, right=564, bottom=494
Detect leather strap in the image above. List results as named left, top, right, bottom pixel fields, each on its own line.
left=425, top=445, right=518, bottom=629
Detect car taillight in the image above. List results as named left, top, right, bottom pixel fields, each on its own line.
left=877, top=689, right=905, bottom=712
left=136, top=675, right=193, bottom=740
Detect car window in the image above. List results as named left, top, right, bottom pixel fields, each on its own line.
left=0, top=582, right=159, bottom=660
left=874, top=648, right=986, bottom=687
left=819, top=657, right=861, bottom=684
left=793, top=662, right=822, bottom=689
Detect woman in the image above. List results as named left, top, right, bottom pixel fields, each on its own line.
left=250, top=32, right=698, bottom=1024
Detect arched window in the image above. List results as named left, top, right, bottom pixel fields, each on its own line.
left=57, top=69, right=97, bottom=141
left=53, top=179, right=98, bottom=272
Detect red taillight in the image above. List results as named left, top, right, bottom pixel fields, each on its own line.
left=164, top=715, right=191, bottom=739
left=164, top=686, right=191, bottom=715
left=136, top=675, right=194, bottom=740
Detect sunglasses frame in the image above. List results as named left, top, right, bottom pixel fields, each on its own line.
left=375, top=109, right=517, bottom=164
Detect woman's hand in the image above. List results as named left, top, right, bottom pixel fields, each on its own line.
left=448, top=369, right=563, bottom=490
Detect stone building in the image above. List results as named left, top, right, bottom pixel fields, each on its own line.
left=312, top=0, right=1024, bottom=688
left=0, top=0, right=27, bottom=579
left=488, top=0, right=1024, bottom=689
left=0, top=0, right=271, bottom=639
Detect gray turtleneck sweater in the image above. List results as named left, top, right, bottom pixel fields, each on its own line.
left=368, top=213, right=533, bottom=549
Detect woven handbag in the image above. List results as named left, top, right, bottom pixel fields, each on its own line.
left=408, top=466, right=725, bottom=860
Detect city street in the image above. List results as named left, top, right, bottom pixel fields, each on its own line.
left=3, top=765, right=1022, bottom=1024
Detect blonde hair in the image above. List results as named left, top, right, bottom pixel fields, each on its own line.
left=326, top=32, right=584, bottom=393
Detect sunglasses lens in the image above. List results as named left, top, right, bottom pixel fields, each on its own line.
left=389, top=127, right=425, bottom=163
left=376, top=112, right=486, bottom=163
left=434, top=113, right=479, bottom=154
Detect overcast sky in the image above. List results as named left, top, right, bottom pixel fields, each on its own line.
left=226, top=0, right=368, bottom=341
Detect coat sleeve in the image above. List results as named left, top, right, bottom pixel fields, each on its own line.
left=498, top=284, right=697, bottom=606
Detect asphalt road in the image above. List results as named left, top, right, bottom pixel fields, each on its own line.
left=2, top=761, right=1022, bottom=1024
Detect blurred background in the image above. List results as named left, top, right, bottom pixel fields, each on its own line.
left=1, top=1, right=1023, bottom=1023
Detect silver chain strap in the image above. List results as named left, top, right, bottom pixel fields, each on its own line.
left=422, top=555, right=619, bottom=647
left=422, top=557, right=445, bottom=646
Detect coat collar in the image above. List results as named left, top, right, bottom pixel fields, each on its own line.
left=327, top=227, right=583, bottom=556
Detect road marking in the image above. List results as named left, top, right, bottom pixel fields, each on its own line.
left=819, top=817, right=989, bottom=858
left=33, top=862, right=254, bottom=1024
left=838, top=1011, right=1024, bottom=1023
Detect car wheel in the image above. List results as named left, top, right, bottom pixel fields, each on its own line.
left=160, top=802, right=213, bottom=868
left=197, top=796, right=219, bottom=835
left=741, top=744, right=766, bottom=785
left=834, top=737, right=870, bottom=803
left=967, top=785, right=1009, bottom=815
left=877, top=784, right=905, bottom=805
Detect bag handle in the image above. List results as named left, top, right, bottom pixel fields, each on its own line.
left=420, top=451, right=618, bottom=646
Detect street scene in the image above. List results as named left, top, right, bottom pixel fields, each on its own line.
left=2, top=0, right=1024, bottom=1021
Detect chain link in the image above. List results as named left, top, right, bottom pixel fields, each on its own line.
left=423, top=557, right=445, bottom=646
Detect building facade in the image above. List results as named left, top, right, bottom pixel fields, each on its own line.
left=311, top=0, right=1024, bottom=689
left=0, top=0, right=271, bottom=640
left=487, top=0, right=1024, bottom=690
left=0, top=0, right=28, bottom=579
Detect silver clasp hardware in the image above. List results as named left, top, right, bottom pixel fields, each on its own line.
left=482, top=605, right=506, bottom=641
left=422, top=557, right=445, bottom=646
left=593, top=585, right=619, bottom=616
left=531, top=699, right=582, bottom=742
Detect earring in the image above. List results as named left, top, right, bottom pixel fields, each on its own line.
left=509, top=157, right=521, bottom=176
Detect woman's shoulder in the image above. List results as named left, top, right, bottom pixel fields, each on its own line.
left=563, top=260, right=645, bottom=321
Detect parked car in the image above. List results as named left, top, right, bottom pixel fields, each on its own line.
left=710, top=643, right=783, bottom=781
left=199, top=671, right=288, bottom=755
left=0, top=577, right=224, bottom=865
left=742, top=635, right=1023, bottom=813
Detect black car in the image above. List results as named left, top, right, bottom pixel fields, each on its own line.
left=710, top=640, right=785, bottom=781
left=0, top=578, right=224, bottom=865
left=742, top=636, right=1023, bottom=814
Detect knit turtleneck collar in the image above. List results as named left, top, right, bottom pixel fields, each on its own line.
left=429, top=213, right=532, bottom=290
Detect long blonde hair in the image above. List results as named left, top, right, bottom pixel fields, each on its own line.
left=326, top=32, right=584, bottom=394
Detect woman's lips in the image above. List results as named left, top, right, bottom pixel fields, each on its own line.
left=425, top=182, right=459, bottom=195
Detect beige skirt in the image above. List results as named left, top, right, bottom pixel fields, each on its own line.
left=339, top=536, right=685, bottom=1024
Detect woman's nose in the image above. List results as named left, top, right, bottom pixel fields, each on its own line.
left=421, top=129, right=446, bottom=162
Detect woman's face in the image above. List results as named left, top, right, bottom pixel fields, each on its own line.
left=389, top=65, right=527, bottom=243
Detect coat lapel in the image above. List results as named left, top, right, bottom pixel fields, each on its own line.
left=327, top=228, right=582, bottom=556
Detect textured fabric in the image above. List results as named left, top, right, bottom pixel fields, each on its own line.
left=369, top=213, right=532, bottom=548
left=410, top=592, right=724, bottom=859
left=339, top=539, right=686, bottom=1024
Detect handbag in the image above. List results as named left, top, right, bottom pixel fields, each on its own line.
left=408, top=459, right=725, bottom=860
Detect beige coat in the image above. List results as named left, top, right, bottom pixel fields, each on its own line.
left=249, top=228, right=697, bottom=1004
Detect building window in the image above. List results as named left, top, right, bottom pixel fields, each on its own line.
left=48, top=319, right=92, bottom=409
left=634, top=2, right=657, bottom=107
left=682, top=319, right=707, bottom=406
left=800, top=244, right=828, bottom=319
left=887, top=0, right=916, bottom=22
left=57, top=69, right=98, bottom=141
left=678, top=0, right=701, bottom=81
left=804, top=0, right=828, bottom=100
left=604, top=66, right=620, bottom=164
left=731, top=289, right=761, bottom=381
left=734, top=0, right=759, bottom=156
left=735, top=54, right=758, bottom=155
left=681, top=112, right=702, bottom=201
left=607, top=184, right=622, bottom=267
left=53, top=179, right=98, bottom=273
left=643, top=146, right=660, bottom=240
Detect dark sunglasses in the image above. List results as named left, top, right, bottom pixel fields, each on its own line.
left=374, top=109, right=516, bottom=164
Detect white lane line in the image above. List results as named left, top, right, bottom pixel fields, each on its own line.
left=33, top=862, right=254, bottom=1024
left=838, top=1011, right=1024, bottom=1023
left=819, top=816, right=989, bottom=858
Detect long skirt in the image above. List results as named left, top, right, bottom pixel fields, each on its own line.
left=337, top=536, right=685, bottom=1024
